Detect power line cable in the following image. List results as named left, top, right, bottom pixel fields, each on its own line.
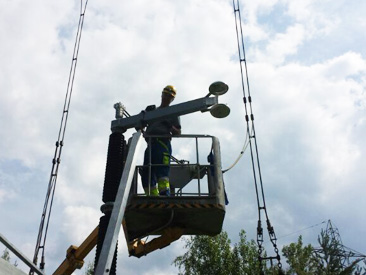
left=267, top=220, right=327, bottom=243
left=30, top=1, right=89, bottom=273
left=232, top=0, right=282, bottom=271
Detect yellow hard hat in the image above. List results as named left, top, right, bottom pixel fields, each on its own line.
left=162, top=85, right=177, bottom=97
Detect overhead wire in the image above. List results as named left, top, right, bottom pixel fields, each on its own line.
left=31, top=0, right=89, bottom=273
left=265, top=220, right=327, bottom=243
left=232, top=0, right=282, bottom=270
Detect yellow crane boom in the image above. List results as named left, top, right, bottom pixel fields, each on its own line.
left=53, top=226, right=98, bottom=275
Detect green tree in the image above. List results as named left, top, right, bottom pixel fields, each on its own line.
left=232, top=230, right=263, bottom=274
left=312, top=228, right=361, bottom=275
left=173, top=230, right=263, bottom=275
left=1, top=248, right=10, bottom=262
left=84, top=261, right=94, bottom=275
left=1, top=248, right=20, bottom=268
left=282, top=230, right=363, bottom=275
left=282, top=236, right=317, bottom=275
left=174, top=226, right=365, bottom=275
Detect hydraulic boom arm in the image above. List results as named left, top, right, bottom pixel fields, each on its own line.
left=53, top=226, right=98, bottom=275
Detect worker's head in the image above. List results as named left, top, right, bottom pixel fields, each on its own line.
left=161, top=85, right=176, bottom=107
left=163, top=85, right=176, bottom=97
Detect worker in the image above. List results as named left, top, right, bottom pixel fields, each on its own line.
left=141, top=85, right=181, bottom=196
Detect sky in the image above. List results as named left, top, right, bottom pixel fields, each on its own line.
left=0, top=0, right=365, bottom=274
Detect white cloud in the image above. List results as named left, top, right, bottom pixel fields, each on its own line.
left=259, top=23, right=306, bottom=65
left=252, top=53, right=365, bottom=186
left=61, top=206, right=100, bottom=243
left=0, top=189, right=6, bottom=203
left=0, top=187, right=17, bottom=204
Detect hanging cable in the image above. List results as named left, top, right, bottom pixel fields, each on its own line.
left=232, top=0, right=282, bottom=271
left=222, top=129, right=250, bottom=173
left=265, top=220, right=327, bottom=243
left=30, top=1, right=89, bottom=273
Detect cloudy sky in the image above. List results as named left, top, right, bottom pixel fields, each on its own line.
left=1, top=0, right=365, bottom=274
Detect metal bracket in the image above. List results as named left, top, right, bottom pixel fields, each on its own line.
left=111, top=97, right=218, bottom=132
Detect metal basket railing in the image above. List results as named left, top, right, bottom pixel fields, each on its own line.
left=130, top=134, right=223, bottom=197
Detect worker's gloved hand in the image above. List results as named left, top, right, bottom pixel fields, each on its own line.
left=171, top=125, right=181, bottom=135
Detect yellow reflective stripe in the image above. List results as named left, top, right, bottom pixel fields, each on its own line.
left=163, top=153, right=170, bottom=165
left=157, top=138, right=169, bottom=151
left=156, top=139, right=170, bottom=164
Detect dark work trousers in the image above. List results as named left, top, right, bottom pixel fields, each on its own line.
left=141, top=138, right=172, bottom=189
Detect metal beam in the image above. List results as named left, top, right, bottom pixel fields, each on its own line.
left=94, top=131, right=143, bottom=275
left=111, top=96, right=217, bottom=132
left=0, top=233, right=44, bottom=275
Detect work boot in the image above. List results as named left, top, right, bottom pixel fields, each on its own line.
left=144, top=186, right=159, bottom=196
left=159, top=188, right=170, bottom=196
left=158, top=177, right=170, bottom=196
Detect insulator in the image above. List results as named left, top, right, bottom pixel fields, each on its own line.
left=245, top=115, right=249, bottom=122
left=102, top=132, right=126, bottom=203
left=94, top=214, right=118, bottom=274
left=243, top=97, right=247, bottom=104
left=257, top=220, right=263, bottom=236
left=248, top=96, right=252, bottom=103
left=100, top=202, right=114, bottom=214
left=250, top=114, right=254, bottom=121
left=55, top=141, right=59, bottom=147
left=52, top=159, right=56, bottom=164
left=267, top=220, right=274, bottom=233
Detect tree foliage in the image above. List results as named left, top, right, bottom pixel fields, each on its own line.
left=311, top=228, right=361, bottom=275
left=84, top=261, right=94, bottom=275
left=232, top=230, right=263, bottom=274
left=282, top=228, right=363, bottom=275
left=174, top=227, right=365, bottom=275
left=1, top=248, right=17, bottom=267
left=1, top=248, right=10, bottom=262
left=282, top=236, right=317, bottom=275
left=173, top=230, right=263, bottom=275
